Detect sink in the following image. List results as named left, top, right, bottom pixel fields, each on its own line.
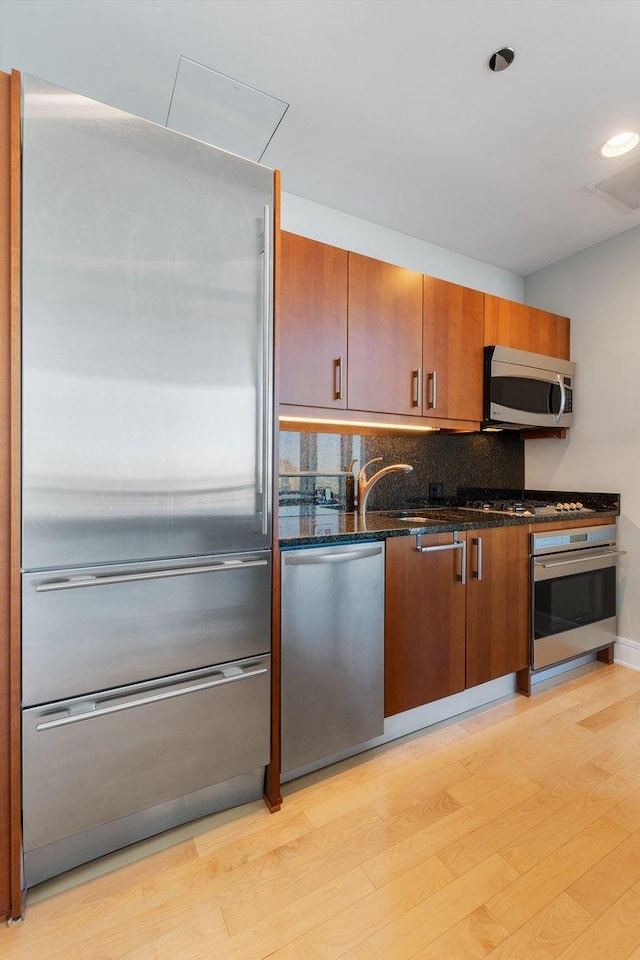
left=379, top=508, right=447, bottom=518
left=378, top=508, right=465, bottom=524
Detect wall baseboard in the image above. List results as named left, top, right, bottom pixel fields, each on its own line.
left=615, top=636, right=640, bottom=672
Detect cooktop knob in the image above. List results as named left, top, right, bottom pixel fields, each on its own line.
left=556, top=503, right=565, bottom=511
left=569, top=502, right=577, bottom=510
left=576, top=502, right=584, bottom=509
left=522, top=510, right=533, bottom=517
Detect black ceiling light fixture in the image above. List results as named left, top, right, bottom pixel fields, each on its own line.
left=489, top=47, right=515, bottom=72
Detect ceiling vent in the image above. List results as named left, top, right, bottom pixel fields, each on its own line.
left=587, top=160, right=640, bottom=212
left=166, top=56, right=289, bottom=163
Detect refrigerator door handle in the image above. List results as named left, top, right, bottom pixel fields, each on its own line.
left=34, top=664, right=268, bottom=730
left=259, top=202, right=273, bottom=538
left=34, top=558, right=268, bottom=592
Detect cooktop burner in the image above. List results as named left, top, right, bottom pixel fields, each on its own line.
left=461, top=499, right=596, bottom=518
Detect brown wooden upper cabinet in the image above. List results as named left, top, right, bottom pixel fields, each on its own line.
left=347, top=252, right=423, bottom=416
left=278, top=235, right=571, bottom=427
left=423, top=277, right=484, bottom=423
left=279, top=232, right=348, bottom=409
left=484, top=295, right=570, bottom=360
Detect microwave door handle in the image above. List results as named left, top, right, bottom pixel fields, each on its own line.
left=555, top=375, right=566, bottom=424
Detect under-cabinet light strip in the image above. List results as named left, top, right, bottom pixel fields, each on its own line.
left=279, top=416, right=440, bottom=432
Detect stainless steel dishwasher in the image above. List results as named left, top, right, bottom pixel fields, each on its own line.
left=281, top=541, right=385, bottom=777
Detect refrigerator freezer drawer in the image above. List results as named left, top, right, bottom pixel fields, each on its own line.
left=22, top=552, right=271, bottom=706
left=23, top=656, right=270, bottom=853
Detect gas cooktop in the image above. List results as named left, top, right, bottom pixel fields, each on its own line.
left=460, top=499, right=596, bottom=518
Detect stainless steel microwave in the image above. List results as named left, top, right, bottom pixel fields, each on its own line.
left=484, top=345, right=576, bottom=429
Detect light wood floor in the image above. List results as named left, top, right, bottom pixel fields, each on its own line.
left=4, top=661, right=640, bottom=959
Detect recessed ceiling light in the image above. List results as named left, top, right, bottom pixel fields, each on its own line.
left=601, top=131, right=640, bottom=158
left=488, top=47, right=515, bottom=72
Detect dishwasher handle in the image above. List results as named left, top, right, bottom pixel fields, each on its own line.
left=34, top=557, right=268, bottom=592
left=34, top=664, right=268, bottom=731
left=284, top=545, right=383, bottom=565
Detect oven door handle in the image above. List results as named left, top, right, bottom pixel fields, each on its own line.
left=534, top=549, right=626, bottom=568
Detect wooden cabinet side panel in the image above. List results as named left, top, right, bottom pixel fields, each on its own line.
left=348, top=253, right=423, bottom=416
left=0, top=68, right=11, bottom=923
left=0, top=69, right=22, bottom=921
left=265, top=171, right=282, bottom=811
left=465, top=526, right=530, bottom=688
left=279, top=232, right=348, bottom=408
left=385, top=535, right=465, bottom=716
left=423, top=277, right=483, bottom=422
left=484, top=295, right=570, bottom=359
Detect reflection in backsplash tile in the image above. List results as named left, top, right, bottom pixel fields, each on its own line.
left=279, top=430, right=524, bottom=511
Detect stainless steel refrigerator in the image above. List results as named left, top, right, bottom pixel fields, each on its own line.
left=19, top=75, right=274, bottom=886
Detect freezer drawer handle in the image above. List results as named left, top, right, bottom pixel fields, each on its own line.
left=33, top=558, right=268, bottom=592
left=284, top=545, right=383, bottom=565
left=533, top=549, right=627, bottom=569
left=34, top=664, right=268, bottom=731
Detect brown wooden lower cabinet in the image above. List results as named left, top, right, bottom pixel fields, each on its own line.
left=385, top=533, right=466, bottom=716
left=465, top=526, right=530, bottom=688
left=385, top=525, right=530, bottom=717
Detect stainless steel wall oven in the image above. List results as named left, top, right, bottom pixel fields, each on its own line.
left=531, top=524, right=623, bottom=670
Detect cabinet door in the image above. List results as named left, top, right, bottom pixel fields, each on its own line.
left=348, top=253, right=423, bottom=416
left=423, top=277, right=483, bottom=422
left=466, top=526, right=529, bottom=688
left=385, top=534, right=466, bottom=716
left=279, top=232, right=348, bottom=408
left=484, top=295, right=570, bottom=359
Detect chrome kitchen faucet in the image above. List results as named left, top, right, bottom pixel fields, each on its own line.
left=357, top=458, right=414, bottom=519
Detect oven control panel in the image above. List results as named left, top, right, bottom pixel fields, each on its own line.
left=532, top=524, right=617, bottom=555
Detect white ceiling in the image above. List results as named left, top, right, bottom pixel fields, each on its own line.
left=2, top=0, right=640, bottom=276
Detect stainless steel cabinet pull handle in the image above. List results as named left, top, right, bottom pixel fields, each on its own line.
left=428, top=371, right=437, bottom=410
left=34, top=665, right=268, bottom=731
left=472, top=536, right=483, bottom=580
left=534, top=549, right=626, bottom=569
left=415, top=533, right=466, bottom=584
left=459, top=535, right=467, bottom=585
left=284, top=545, right=382, bottom=566
left=34, top=558, right=268, bottom=592
left=412, top=368, right=423, bottom=408
left=334, top=356, right=343, bottom=400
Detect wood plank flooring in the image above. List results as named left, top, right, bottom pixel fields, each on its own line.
left=4, top=661, right=640, bottom=959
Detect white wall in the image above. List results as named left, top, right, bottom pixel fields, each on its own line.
left=282, top=193, right=523, bottom=300
left=524, top=224, right=640, bottom=650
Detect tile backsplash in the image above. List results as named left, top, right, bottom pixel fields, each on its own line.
left=279, top=430, right=525, bottom=511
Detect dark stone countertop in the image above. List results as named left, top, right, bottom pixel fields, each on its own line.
left=278, top=506, right=620, bottom=548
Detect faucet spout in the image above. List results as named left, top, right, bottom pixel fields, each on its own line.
left=357, top=458, right=414, bottom=519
